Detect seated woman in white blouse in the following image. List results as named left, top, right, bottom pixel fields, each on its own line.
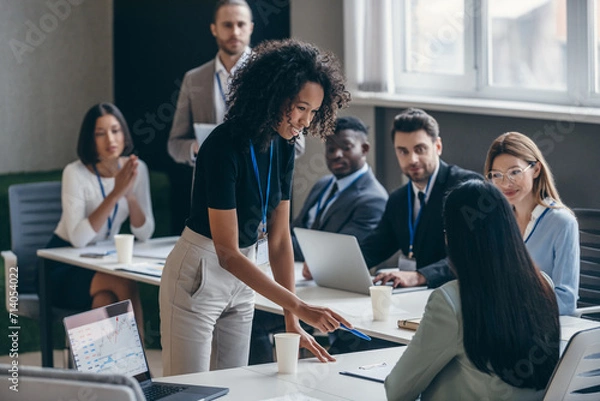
left=45, top=102, right=154, bottom=336
left=385, top=180, right=559, bottom=401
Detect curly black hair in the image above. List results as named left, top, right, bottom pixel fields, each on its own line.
left=225, top=39, right=351, bottom=151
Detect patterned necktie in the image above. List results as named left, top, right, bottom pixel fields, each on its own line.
left=311, top=183, right=338, bottom=229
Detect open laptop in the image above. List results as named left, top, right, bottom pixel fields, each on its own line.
left=64, top=300, right=228, bottom=401
left=294, top=228, right=427, bottom=295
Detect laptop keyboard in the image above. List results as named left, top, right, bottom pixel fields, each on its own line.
left=143, top=384, right=186, bottom=401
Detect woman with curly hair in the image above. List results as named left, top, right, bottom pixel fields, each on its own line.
left=159, top=39, right=352, bottom=375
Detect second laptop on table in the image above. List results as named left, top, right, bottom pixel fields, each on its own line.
left=294, top=228, right=426, bottom=295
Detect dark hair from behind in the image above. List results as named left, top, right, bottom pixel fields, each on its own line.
left=443, top=179, right=560, bottom=390
left=77, top=102, right=134, bottom=166
left=226, top=38, right=351, bottom=151
left=335, top=116, right=368, bottom=137
left=390, top=107, right=439, bottom=142
left=213, top=0, right=252, bottom=23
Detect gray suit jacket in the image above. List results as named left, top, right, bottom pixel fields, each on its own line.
left=384, top=280, right=544, bottom=401
left=168, top=60, right=216, bottom=165
left=167, top=58, right=306, bottom=164
left=291, top=168, right=388, bottom=261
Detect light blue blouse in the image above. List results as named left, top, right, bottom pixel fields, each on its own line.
left=524, top=203, right=580, bottom=315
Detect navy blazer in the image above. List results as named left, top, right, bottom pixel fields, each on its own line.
left=291, top=168, right=388, bottom=261
left=360, top=160, right=481, bottom=288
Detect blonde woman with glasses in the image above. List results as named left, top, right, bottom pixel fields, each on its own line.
left=484, top=132, right=579, bottom=315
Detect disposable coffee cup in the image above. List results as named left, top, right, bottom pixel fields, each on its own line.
left=369, top=285, right=392, bottom=321
left=274, top=333, right=301, bottom=374
left=114, top=234, right=134, bottom=264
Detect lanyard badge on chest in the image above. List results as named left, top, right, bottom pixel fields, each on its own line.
left=249, top=141, right=273, bottom=266
left=93, top=164, right=120, bottom=239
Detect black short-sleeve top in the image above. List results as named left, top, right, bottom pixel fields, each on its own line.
left=186, top=119, right=295, bottom=248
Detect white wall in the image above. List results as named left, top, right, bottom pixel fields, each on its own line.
left=290, top=0, right=377, bottom=214
left=0, top=0, right=113, bottom=174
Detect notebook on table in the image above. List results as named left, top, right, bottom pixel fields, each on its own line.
left=294, top=228, right=427, bottom=295
left=64, top=300, right=228, bottom=401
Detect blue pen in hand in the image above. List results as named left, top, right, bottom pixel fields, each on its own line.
left=340, top=323, right=371, bottom=341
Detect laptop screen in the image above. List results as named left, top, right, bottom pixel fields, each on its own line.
left=64, top=300, right=150, bottom=383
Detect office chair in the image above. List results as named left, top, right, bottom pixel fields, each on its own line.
left=1, top=181, right=81, bottom=368
left=572, top=208, right=600, bottom=320
left=0, top=364, right=145, bottom=401
left=543, top=327, right=600, bottom=401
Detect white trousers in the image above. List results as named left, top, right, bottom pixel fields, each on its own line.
left=159, top=227, right=256, bottom=376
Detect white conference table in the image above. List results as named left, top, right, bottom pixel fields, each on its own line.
left=156, top=346, right=406, bottom=401
left=37, top=236, right=600, bottom=366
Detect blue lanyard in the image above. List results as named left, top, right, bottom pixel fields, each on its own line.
left=92, top=164, right=119, bottom=239
left=314, top=171, right=367, bottom=217
left=524, top=207, right=551, bottom=244
left=215, top=72, right=228, bottom=110
left=249, top=141, right=273, bottom=235
left=407, top=176, right=432, bottom=259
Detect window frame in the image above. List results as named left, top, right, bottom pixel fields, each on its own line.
left=344, top=0, right=600, bottom=109
left=392, top=0, right=477, bottom=95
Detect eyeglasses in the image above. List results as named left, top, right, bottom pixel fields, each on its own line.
left=486, top=161, right=536, bottom=184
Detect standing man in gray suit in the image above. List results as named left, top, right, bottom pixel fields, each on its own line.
left=168, top=0, right=253, bottom=233
left=249, top=116, right=388, bottom=364
left=168, top=0, right=304, bottom=233
left=169, top=0, right=254, bottom=166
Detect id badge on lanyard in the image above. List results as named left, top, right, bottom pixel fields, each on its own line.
left=250, top=141, right=273, bottom=266
left=256, top=222, right=269, bottom=266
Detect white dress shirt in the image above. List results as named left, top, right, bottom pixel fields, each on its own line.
left=213, top=47, right=251, bottom=124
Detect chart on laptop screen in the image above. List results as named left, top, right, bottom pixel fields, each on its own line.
left=68, top=311, right=147, bottom=377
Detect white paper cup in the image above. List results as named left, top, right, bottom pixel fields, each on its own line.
left=369, top=285, right=392, bottom=321
left=274, top=333, right=301, bottom=374
left=114, top=234, right=134, bottom=264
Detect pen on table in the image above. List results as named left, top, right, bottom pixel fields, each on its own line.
left=359, top=362, right=387, bottom=370
left=79, top=250, right=117, bottom=258
left=340, top=323, right=371, bottom=341
left=115, top=267, right=162, bottom=277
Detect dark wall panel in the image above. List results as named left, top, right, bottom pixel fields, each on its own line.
left=113, top=0, right=291, bottom=171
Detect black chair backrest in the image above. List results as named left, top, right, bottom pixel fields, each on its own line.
left=8, top=181, right=62, bottom=294
left=580, top=230, right=600, bottom=248
left=574, top=208, right=600, bottom=236
left=581, top=245, right=600, bottom=262
left=573, top=209, right=600, bottom=314
left=579, top=259, right=600, bottom=308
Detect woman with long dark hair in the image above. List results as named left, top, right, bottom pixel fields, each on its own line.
left=159, top=39, right=352, bottom=375
left=46, top=102, right=154, bottom=336
left=385, top=180, right=559, bottom=401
